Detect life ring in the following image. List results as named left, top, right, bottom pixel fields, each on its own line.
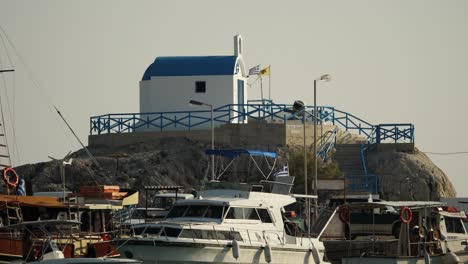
left=339, top=207, right=350, bottom=223
left=3, top=167, right=19, bottom=188
left=101, top=233, right=112, bottom=241
left=400, top=207, right=413, bottom=223
left=430, top=228, right=440, bottom=241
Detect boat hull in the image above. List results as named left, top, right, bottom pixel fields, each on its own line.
left=341, top=252, right=468, bottom=264
left=118, top=240, right=324, bottom=264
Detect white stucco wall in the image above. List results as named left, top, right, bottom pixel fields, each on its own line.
left=140, top=75, right=233, bottom=113
left=139, top=74, right=247, bottom=131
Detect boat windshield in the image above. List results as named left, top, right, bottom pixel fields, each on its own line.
left=153, top=197, right=175, bottom=209
left=225, top=207, right=273, bottom=223
left=166, top=205, right=225, bottom=220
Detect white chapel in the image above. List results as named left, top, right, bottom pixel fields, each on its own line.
left=139, top=35, right=248, bottom=124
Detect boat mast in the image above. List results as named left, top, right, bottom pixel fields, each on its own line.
left=0, top=69, right=14, bottom=170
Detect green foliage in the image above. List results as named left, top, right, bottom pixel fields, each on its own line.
left=288, top=151, right=343, bottom=193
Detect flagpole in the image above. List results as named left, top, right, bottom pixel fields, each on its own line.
left=260, top=77, right=264, bottom=102
left=268, top=65, right=271, bottom=100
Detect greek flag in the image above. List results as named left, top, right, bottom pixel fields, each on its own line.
left=248, top=65, right=260, bottom=76
left=274, top=165, right=289, bottom=177
left=16, top=179, right=26, bottom=196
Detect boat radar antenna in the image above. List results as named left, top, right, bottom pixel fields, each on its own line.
left=53, top=106, right=101, bottom=168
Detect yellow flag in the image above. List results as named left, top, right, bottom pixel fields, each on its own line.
left=258, top=66, right=270, bottom=77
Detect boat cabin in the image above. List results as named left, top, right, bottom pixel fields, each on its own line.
left=319, top=201, right=468, bottom=264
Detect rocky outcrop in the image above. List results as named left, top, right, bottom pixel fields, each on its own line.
left=367, top=147, right=456, bottom=201
left=7, top=137, right=273, bottom=198
left=4, top=137, right=456, bottom=202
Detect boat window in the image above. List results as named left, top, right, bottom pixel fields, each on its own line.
left=146, top=227, right=162, bottom=234
left=166, top=205, right=224, bottom=219
left=205, top=206, right=224, bottom=219
left=162, top=227, right=182, bottom=237
left=225, top=207, right=268, bottom=222
left=257, top=208, right=273, bottom=223
left=226, top=207, right=244, bottom=219
left=153, top=197, right=176, bottom=209
left=132, top=227, right=145, bottom=235
left=185, top=205, right=208, bottom=217
left=132, top=210, right=145, bottom=219
left=179, top=229, right=243, bottom=241
left=445, top=217, right=466, bottom=234
left=245, top=208, right=260, bottom=220
left=133, top=226, right=161, bottom=235
left=167, top=205, right=189, bottom=218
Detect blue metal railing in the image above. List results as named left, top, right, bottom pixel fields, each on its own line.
left=360, top=143, right=369, bottom=176
left=346, top=142, right=379, bottom=194
left=349, top=124, right=415, bottom=194
left=346, top=175, right=378, bottom=194
left=317, top=127, right=337, bottom=161
left=90, top=102, right=414, bottom=146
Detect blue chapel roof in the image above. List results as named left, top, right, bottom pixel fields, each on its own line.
left=142, top=56, right=238, bottom=80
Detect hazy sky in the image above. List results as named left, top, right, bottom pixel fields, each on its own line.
left=1, top=1, right=467, bottom=196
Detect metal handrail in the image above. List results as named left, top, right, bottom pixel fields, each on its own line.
left=317, top=127, right=337, bottom=161
left=89, top=102, right=414, bottom=146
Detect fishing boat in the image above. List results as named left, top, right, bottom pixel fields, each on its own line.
left=117, top=149, right=329, bottom=264
left=319, top=201, right=468, bottom=264
left=0, top=183, right=139, bottom=261
left=1, top=220, right=140, bottom=264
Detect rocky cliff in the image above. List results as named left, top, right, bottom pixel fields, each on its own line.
left=367, top=147, right=456, bottom=200
left=5, top=137, right=457, bottom=202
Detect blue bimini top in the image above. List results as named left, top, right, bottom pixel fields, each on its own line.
left=205, top=149, right=277, bottom=159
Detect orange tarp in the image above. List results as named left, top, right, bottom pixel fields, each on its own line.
left=78, top=185, right=127, bottom=200
left=0, top=195, right=66, bottom=208
left=80, top=186, right=120, bottom=193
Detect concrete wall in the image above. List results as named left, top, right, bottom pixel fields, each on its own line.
left=374, top=143, right=415, bottom=153
left=89, top=120, right=285, bottom=148
left=89, top=120, right=338, bottom=149
left=285, top=122, right=336, bottom=147
left=317, top=179, right=345, bottom=190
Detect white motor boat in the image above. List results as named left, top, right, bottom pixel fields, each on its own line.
left=117, top=181, right=328, bottom=264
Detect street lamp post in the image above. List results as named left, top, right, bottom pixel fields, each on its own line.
left=290, top=100, right=310, bottom=233
left=189, top=100, right=215, bottom=181
left=313, top=74, right=331, bottom=219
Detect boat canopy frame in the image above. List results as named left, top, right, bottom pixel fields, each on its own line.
left=205, top=149, right=278, bottom=181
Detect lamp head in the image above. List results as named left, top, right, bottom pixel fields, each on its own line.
left=317, top=74, right=331, bottom=82
left=292, top=100, right=305, bottom=112
left=189, top=100, right=204, bottom=106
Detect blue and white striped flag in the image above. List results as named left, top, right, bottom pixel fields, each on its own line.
left=274, top=165, right=289, bottom=177
left=248, top=65, right=260, bottom=76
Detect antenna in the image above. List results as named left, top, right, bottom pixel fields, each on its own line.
left=53, top=106, right=101, bottom=168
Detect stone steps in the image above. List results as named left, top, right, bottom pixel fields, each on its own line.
left=334, top=144, right=363, bottom=176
